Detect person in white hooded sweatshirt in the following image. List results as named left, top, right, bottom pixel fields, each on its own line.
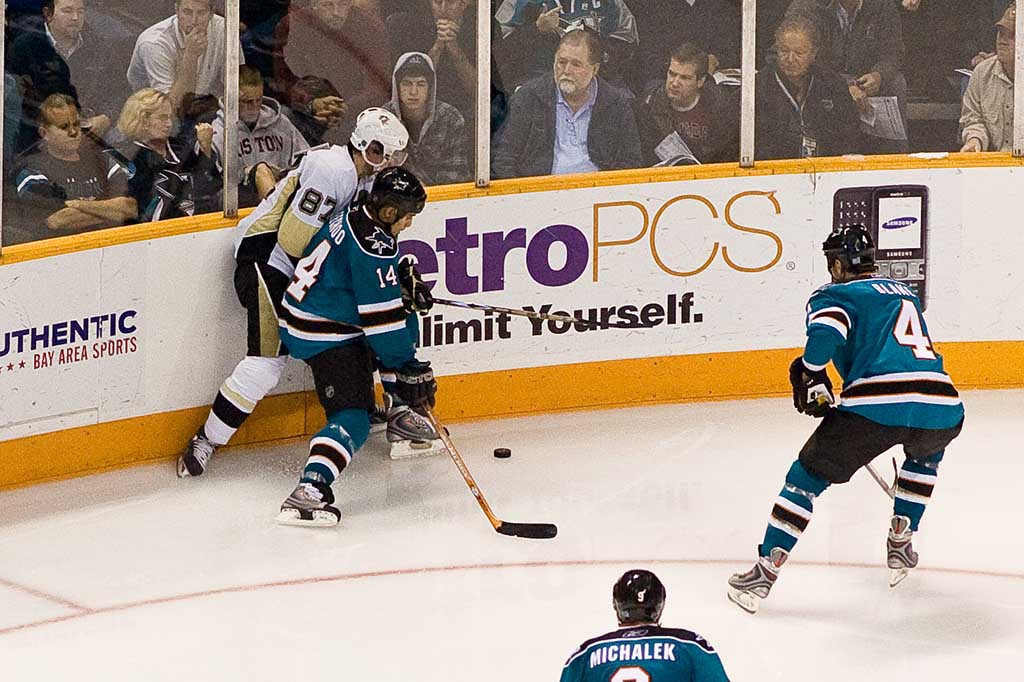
left=213, top=65, right=310, bottom=205
left=383, top=52, right=470, bottom=186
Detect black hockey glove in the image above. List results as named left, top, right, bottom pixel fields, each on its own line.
left=397, top=255, right=434, bottom=314
left=789, top=356, right=834, bottom=418
left=395, top=359, right=437, bottom=407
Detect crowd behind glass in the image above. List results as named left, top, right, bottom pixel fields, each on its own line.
left=0, top=0, right=1015, bottom=244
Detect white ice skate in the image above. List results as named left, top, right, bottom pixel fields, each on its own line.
left=887, top=515, right=919, bottom=588
left=727, top=547, right=788, bottom=614
left=275, top=482, right=341, bottom=527
left=386, top=404, right=444, bottom=460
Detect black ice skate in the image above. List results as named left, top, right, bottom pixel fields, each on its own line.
left=275, top=481, right=341, bottom=527
left=887, top=515, right=919, bottom=587
left=176, top=429, right=217, bottom=478
left=727, top=547, right=788, bottom=614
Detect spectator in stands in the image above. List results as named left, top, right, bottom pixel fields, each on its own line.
left=212, top=66, right=309, bottom=206
left=112, top=88, right=217, bottom=222
left=4, top=74, right=24, bottom=175
left=8, top=94, right=136, bottom=244
left=630, top=0, right=742, bottom=89
left=960, top=6, right=1015, bottom=153
left=127, top=0, right=242, bottom=112
left=272, top=0, right=390, bottom=139
left=384, top=52, right=470, bottom=185
left=7, top=0, right=120, bottom=152
left=637, top=43, right=740, bottom=166
left=964, top=1, right=1014, bottom=71
left=386, top=0, right=501, bottom=122
left=283, top=76, right=349, bottom=148
left=494, top=0, right=639, bottom=89
left=492, top=29, right=641, bottom=179
left=755, top=15, right=860, bottom=160
left=786, top=0, right=908, bottom=151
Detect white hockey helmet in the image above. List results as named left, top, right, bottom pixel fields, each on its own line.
left=350, top=107, right=410, bottom=170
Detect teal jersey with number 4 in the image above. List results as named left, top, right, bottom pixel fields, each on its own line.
left=803, top=276, right=963, bottom=429
left=559, top=626, right=730, bottom=682
left=278, top=204, right=416, bottom=370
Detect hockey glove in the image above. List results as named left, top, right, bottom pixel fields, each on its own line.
left=395, top=359, right=437, bottom=407
left=397, top=255, right=434, bottom=314
left=789, top=356, right=834, bottom=418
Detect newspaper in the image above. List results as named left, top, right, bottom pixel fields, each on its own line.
left=653, top=131, right=700, bottom=166
left=859, top=96, right=907, bottom=141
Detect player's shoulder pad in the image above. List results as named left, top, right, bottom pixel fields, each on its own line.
left=349, top=204, right=397, bottom=259
left=651, top=626, right=718, bottom=653
left=563, top=629, right=623, bottom=666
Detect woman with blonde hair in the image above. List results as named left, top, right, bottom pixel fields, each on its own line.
left=112, top=88, right=217, bottom=222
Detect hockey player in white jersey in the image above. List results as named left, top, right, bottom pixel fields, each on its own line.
left=177, top=107, right=435, bottom=476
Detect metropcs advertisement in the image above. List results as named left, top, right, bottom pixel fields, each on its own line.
left=4, top=163, right=1019, bottom=441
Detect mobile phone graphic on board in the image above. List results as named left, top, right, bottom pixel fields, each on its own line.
left=832, top=185, right=929, bottom=310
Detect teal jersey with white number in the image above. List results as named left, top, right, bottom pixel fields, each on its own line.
left=560, top=626, right=730, bottom=682
left=278, top=204, right=415, bottom=369
left=803, top=276, right=963, bottom=429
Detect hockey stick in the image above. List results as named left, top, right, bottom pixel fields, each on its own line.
left=422, top=407, right=558, bottom=540
left=432, top=297, right=650, bottom=330
left=865, top=462, right=896, bottom=499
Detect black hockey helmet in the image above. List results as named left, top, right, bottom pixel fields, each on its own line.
left=613, top=569, right=666, bottom=625
left=369, top=167, right=426, bottom=221
left=823, top=224, right=875, bottom=273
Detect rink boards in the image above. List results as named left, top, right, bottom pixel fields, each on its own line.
left=1, top=156, right=1023, bottom=487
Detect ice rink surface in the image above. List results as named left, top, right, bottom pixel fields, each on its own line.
left=1, top=390, right=1021, bottom=681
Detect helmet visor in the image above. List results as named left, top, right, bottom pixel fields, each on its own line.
left=363, top=141, right=409, bottom=169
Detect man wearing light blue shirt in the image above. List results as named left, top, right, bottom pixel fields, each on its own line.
left=492, top=29, right=641, bottom=179
left=552, top=45, right=600, bottom=175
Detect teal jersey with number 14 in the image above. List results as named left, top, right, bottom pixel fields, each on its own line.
left=277, top=203, right=416, bottom=370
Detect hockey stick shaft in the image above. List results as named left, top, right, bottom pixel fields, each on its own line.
left=432, top=297, right=646, bottom=329
left=423, top=407, right=557, bottom=539
left=865, top=462, right=896, bottom=499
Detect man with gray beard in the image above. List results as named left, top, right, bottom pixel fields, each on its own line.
left=492, top=29, right=641, bottom=179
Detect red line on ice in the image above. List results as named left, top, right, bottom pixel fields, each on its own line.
left=0, top=558, right=1020, bottom=637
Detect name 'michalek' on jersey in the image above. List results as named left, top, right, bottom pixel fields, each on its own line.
left=803, top=276, right=963, bottom=430
left=277, top=203, right=415, bottom=370
left=559, top=625, right=730, bottom=682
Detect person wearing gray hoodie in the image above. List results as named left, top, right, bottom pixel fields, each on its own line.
left=213, top=65, right=310, bottom=205
left=383, top=52, right=470, bottom=186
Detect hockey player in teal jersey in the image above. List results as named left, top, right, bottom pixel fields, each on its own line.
left=274, top=167, right=433, bottom=527
left=560, top=570, right=730, bottom=682
left=728, top=224, right=964, bottom=613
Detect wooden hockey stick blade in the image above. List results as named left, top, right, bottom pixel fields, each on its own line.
left=496, top=521, right=559, bottom=539
left=423, top=407, right=558, bottom=540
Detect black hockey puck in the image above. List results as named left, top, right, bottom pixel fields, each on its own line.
left=493, top=447, right=512, bottom=459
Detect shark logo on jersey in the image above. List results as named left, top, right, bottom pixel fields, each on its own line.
left=366, top=225, right=395, bottom=255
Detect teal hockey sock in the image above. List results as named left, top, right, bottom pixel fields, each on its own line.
left=760, top=460, right=831, bottom=557
left=301, top=408, right=370, bottom=486
left=894, top=451, right=943, bottom=531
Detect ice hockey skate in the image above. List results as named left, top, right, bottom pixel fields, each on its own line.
left=727, top=547, right=788, bottom=614
left=176, top=429, right=217, bottom=478
left=386, top=402, right=444, bottom=460
left=887, top=515, right=919, bottom=587
left=275, top=481, right=341, bottom=527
